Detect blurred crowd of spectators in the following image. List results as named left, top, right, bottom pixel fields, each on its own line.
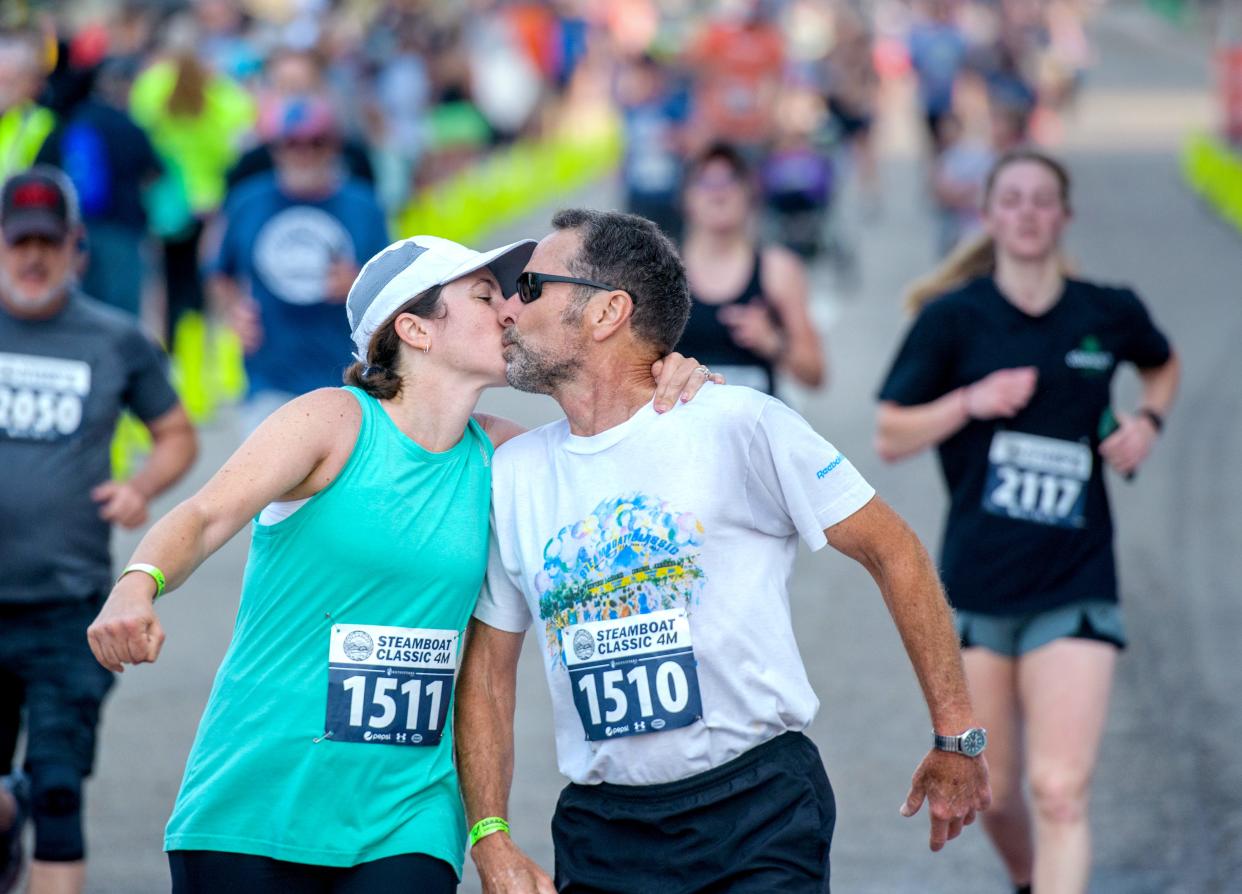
left=604, top=0, right=1096, bottom=258
left=0, top=0, right=1099, bottom=343
left=0, top=0, right=601, bottom=338
left=901, top=0, right=1095, bottom=253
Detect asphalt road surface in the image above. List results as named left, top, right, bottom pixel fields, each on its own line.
left=67, top=6, right=1239, bottom=892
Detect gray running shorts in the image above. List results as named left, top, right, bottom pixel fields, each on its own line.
left=954, top=600, right=1127, bottom=658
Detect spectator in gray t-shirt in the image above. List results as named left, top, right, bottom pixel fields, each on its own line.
left=0, top=166, right=197, bottom=894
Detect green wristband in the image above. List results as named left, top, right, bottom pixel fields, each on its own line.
left=119, top=563, right=166, bottom=599
left=469, top=816, right=509, bottom=848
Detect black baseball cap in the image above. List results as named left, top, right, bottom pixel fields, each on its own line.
left=1, top=167, right=78, bottom=245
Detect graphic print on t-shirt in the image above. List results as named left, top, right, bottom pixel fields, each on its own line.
left=1064, top=334, right=1114, bottom=377
left=0, top=351, right=91, bottom=441
left=537, top=493, right=706, bottom=740
left=253, top=206, right=354, bottom=305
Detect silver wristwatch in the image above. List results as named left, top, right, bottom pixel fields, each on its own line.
left=933, top=727, right=987, bottom=757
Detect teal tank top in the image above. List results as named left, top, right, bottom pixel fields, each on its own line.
left=165, top=387, right=493, bottom=873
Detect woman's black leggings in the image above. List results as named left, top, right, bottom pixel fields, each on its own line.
left=162, top=220, right=205, bottom=348
left=169, top=849, right=458, bottom=894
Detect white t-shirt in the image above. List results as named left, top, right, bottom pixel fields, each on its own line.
left=475, top=384, right=875, bottom=786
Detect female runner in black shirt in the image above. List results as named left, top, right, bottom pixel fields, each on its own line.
left=676, top=142, right=825, bottom=394
left=876, top=149, right=1180, bottom=894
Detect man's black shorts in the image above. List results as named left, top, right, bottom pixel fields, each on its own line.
left=0, top=596, right=114, bottom=774
left=552, top=731, right=835, bottom=894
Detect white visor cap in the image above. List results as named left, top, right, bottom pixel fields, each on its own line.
left=345, top=234, right=537, bottom=363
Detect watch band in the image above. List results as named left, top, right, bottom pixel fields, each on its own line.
left=933, top=727, right=987, bottom=756
left=1138, top=407, right=1164, bottom=433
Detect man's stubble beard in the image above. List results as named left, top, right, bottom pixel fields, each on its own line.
left=0, top=265, right=75, bottom=314
left=502, top=320, right=586, bottom=395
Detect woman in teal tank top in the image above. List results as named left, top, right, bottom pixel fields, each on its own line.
left=86, top=234, right=718, bottom=893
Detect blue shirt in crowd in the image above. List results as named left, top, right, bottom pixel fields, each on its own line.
left=908, top=22, right=968, bottom=115
left=210, top=173, right=389, bottom=398
left=619, top=85, right=691, bottom=200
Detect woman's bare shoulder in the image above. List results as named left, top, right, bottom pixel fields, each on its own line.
left=472, top=412, right=528, bottom=450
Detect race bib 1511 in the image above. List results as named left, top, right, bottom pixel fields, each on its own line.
left=0, top=352, right=90, bottom=441
left=562, top=607, right=702, bottom=742
left=983, top=431, right=1092, bottom=528
left=325, top=624, right=458, bottom=747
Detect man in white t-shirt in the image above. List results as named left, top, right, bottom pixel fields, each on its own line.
left=456, top=209, right=991, bottom=893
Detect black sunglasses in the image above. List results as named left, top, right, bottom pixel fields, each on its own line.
left=516, top=271, right=627, bottom=304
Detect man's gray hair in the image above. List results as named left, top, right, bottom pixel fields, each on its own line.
left=550, top=209, right=690, bottom=354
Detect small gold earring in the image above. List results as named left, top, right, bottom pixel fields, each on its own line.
left=423, top=344, right=429, bottom=355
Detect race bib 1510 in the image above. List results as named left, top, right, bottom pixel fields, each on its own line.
left=325, top=624, right=458, bottom=747
left=562, top=608, right=702, bottom=742
left=0, top=352, right=90, bottom=441
left=983, top=431, right=1092, bottom=528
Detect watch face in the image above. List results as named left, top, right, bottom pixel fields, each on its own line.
left=961, top=728, right=987, bottom=757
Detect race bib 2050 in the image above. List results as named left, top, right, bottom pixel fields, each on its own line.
left=983, top=431, right=1092, bottom=528
left=0, top=352, right=90, bottom=441
left=562, top=608, right=702, bottom=742
left=325, top=624, right=458, bottom=747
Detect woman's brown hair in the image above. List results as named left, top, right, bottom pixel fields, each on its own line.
left=343, top=285, right=445, bottom=399
left=167, top=50, right=208, bottom=117
left=904, top=148, right=1072, bottom=313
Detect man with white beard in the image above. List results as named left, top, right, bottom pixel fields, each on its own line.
left=0, top=167, right=196, bottom=894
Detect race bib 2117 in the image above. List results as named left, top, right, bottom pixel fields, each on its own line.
left=983, top=431, right=1092, bottom=529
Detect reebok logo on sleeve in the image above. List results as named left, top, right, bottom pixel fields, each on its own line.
left=816, top=455, right=843, bottom=479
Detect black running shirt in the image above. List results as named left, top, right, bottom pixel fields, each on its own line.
left=677, top=251, right=777, bottom=395
left=878, top=276, right=1171, bottom=615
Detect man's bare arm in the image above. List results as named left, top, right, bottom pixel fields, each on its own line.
left=825, top=495, right=991, bottom=851
left=457, top=618, right=522, bottom=824
left=826, top=496, right=971, bottom=730
left=209, top=273, right=262, bottom=353
left=92, top=405, right=198, bottom=529
left=132, top=405, right=198, bottom=498
left=455, top=618, right=554, bottom=893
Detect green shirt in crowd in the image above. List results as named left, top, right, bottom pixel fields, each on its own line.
left=0, top=102, right=55, bottom=181
left=129, top=61, right=255, bottom=215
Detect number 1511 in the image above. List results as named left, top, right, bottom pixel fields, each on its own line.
left=342, top=675, right=444, bottom=731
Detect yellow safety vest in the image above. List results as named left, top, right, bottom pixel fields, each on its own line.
left=0, top=102, right=55, bottom=181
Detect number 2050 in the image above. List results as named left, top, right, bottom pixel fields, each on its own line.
left=0, top=386, right=82, bottom=436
